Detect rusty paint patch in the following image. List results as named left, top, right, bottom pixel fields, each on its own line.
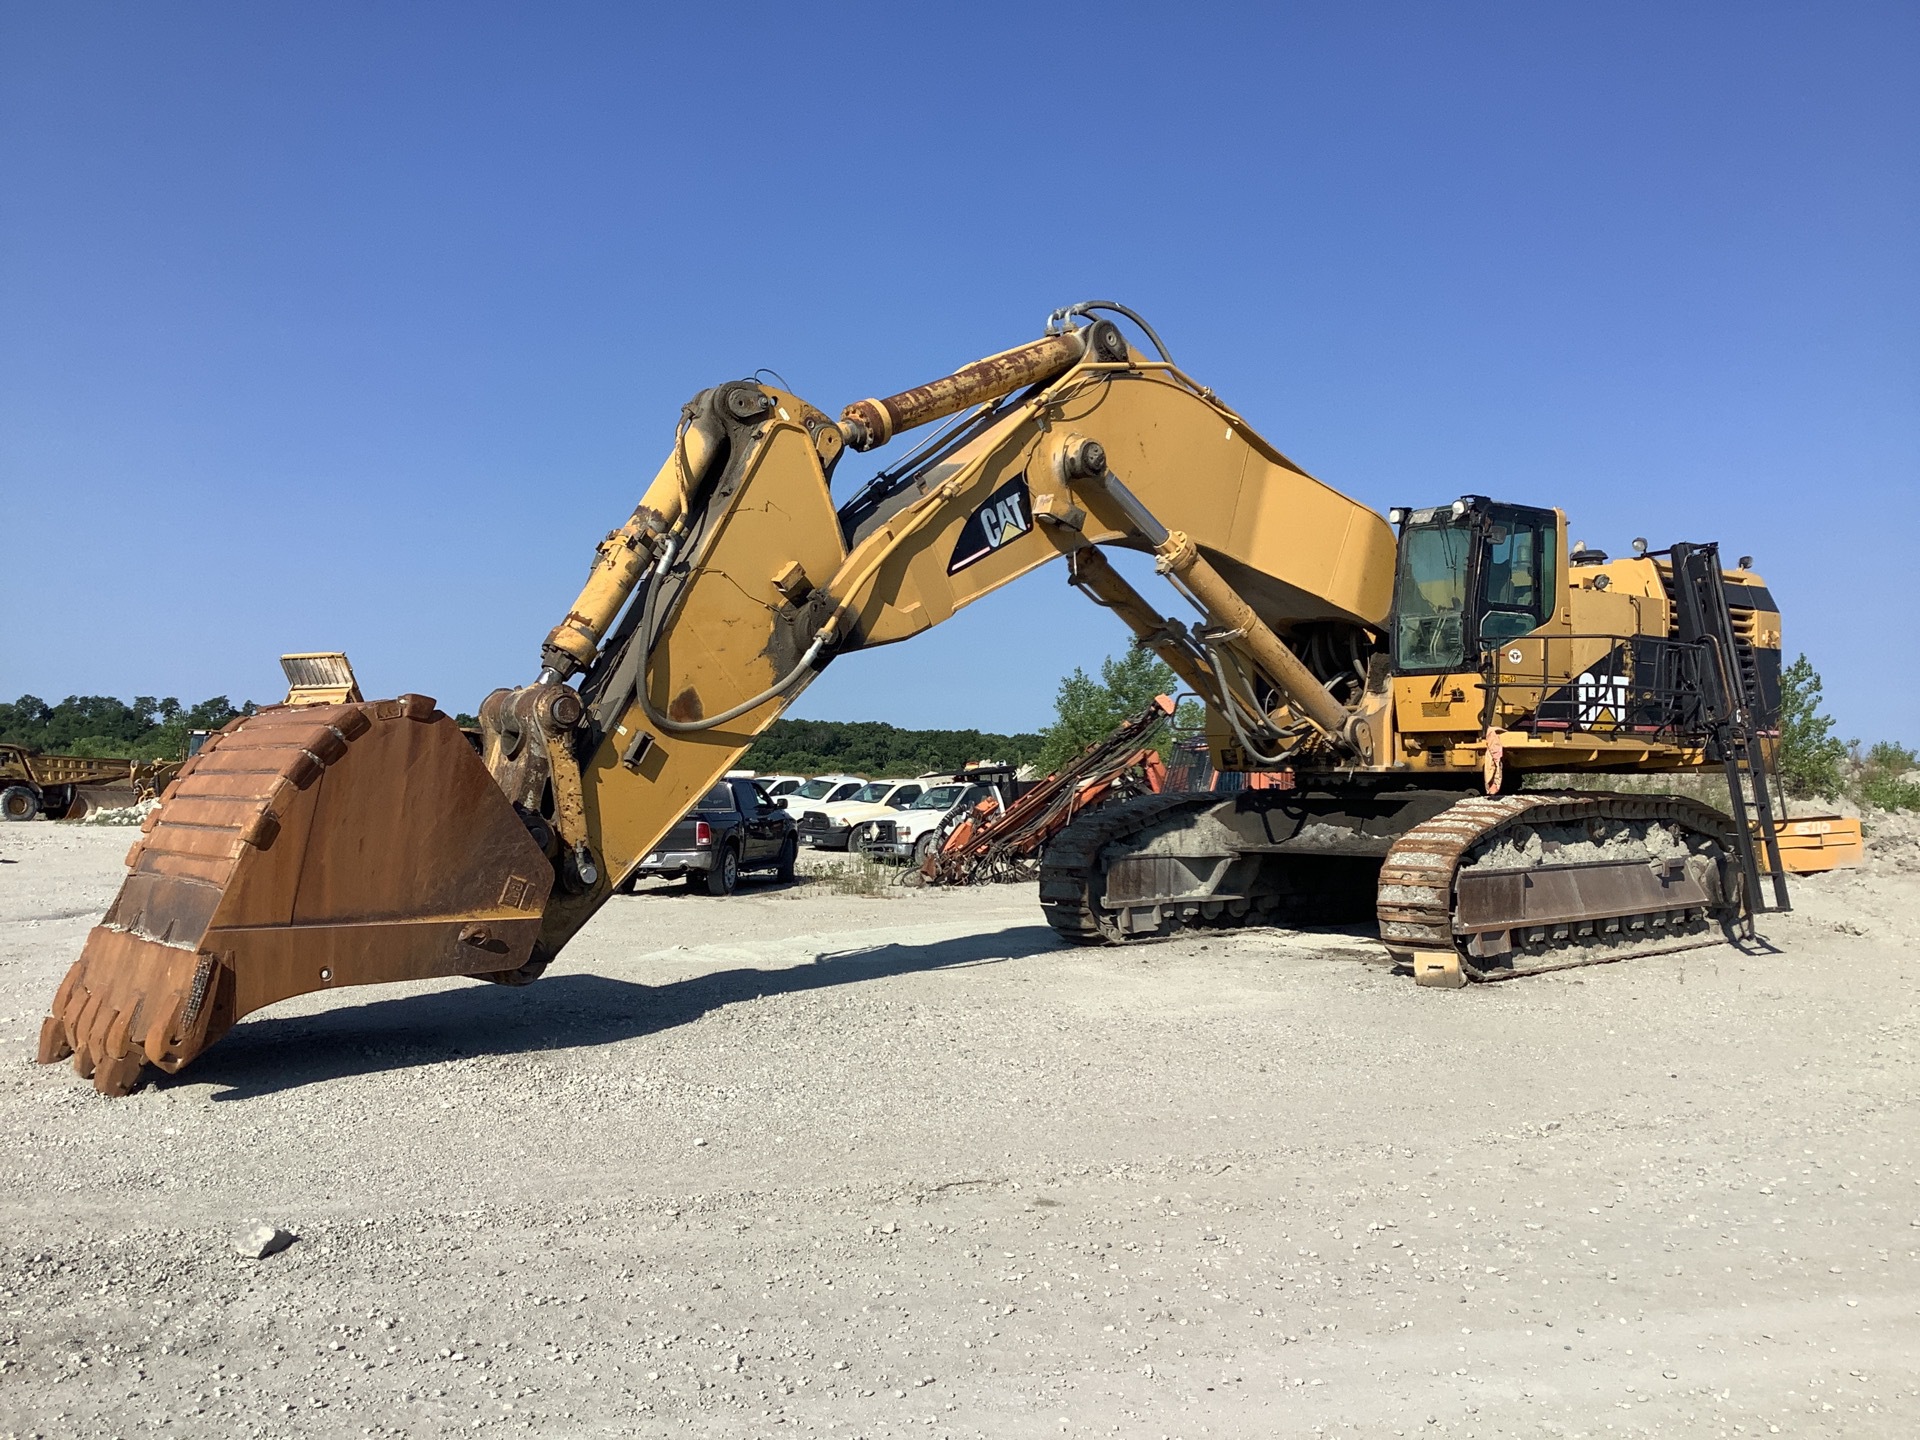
left=668, top=686, right=705, bottom=724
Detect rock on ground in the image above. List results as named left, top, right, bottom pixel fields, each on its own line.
left=233, top=1225, right=297, bottom=1260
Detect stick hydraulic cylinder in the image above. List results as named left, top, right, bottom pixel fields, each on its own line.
left=838, top=330, right=1090, bottom=451
left=1066, top=446, right=1354, bottom=747
left=540, top=414, right=722, bottom=678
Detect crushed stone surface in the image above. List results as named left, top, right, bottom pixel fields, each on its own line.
left=1467, top=819, right=1697, bottom=872
left=0, top=819, right=1916, bottom=1437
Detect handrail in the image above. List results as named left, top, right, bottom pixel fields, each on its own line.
left=1477, top=634, right=1716, bottom=742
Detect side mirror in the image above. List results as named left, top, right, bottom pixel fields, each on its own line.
left=775, top=797, right=788, bottom=808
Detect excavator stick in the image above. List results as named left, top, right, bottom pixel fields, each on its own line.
left=36, top=696, right=552, bottom=1094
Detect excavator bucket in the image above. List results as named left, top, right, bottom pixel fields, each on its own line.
left=36, top=696, right=553, bottom=1095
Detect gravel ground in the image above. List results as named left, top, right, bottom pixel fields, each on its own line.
left=1, top=820, right=1916, bottom=1439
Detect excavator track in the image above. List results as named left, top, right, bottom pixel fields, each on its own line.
left=1039, top=793, right=1216, bottom=943
left=1039, top=789, right=1416, bottom=945
left=1041, top=788, right=1743, bottom=985
left=1376, top=792, right=1741, bottom=985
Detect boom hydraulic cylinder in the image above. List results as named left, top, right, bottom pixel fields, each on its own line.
left=1060, top=439, right=1356, bottom=749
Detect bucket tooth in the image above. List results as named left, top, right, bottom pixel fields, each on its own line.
left=36, top=696, right=554, bottom=1095
left=35, top=1014, right=73, bottom=1065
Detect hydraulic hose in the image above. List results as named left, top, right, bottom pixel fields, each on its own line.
left=630, top=507, right=835, bottom=734
left=1046, top=300, right=1176, bottom=366
left=638, top=633, right=829, bottom=734
left=1202, top=638, right=1302, bottom=768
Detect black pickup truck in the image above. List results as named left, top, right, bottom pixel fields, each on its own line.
left=631, top=776, right=798, bottom=895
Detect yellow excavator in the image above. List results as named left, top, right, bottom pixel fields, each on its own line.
left=38, top=302, right=1792, bottom=1095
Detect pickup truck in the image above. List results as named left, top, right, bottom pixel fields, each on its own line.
left=795, top=777, right=942, bottom=850
left=857, top=769, right=1022, bottom=863
left=630, top=776, right=799, bottom=895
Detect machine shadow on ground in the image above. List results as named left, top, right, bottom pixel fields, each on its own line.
left=175, top=924, right=1062, bottom=1102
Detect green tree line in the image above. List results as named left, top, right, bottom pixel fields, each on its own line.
left=0, top=694, right=257, bottom=762
left=743, top=718, right=1045, bottom=778
left=11, top=650, right=1908, bottom=810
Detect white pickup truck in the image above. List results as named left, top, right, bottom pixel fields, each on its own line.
left=794, top=777, right=938, bottom=850
left=779, top=774, right=866, bottom=817
left=854, top=777, right=1007, bottom=864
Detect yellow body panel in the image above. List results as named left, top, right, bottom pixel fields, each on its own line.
left=547, top=413, right=849, bottom=942
left=845, top=368, right=1396, bottom=649
left=1765, top=815, right=1864, bottom=874
left=1393, top=675, right=1486, bottom=735
left=1385, top=524, right=1779, bottom=780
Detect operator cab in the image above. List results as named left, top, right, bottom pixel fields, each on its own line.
left=1387, top=496, right=1560, bottom=673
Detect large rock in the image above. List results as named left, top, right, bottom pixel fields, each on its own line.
left=234, top=1224, right=296, bottom=1260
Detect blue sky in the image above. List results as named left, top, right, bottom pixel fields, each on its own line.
left=3, top=3, right=1914, bottom=743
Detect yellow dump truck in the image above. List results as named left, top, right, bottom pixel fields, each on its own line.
left=0, top=745, right=175, bottom=821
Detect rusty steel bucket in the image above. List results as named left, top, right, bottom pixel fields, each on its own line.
left=37, top=696, right=553, bottom=1095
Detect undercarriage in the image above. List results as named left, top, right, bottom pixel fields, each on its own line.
left=1039, top=787, right=1747, bottom=985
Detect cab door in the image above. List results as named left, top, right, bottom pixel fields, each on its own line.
left=737, top=780, right=781, bottom=862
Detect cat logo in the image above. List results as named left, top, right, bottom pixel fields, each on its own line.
left=947, top=475, right=1032, bottom=575
left=1541, top=647, right=1637, bottom=732
left=1574, top=669, right=1630, bottom=729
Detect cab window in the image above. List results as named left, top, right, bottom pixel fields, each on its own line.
left=909, top=785, right=968, bottom=810
left=1394, top=517, right=1472, bottom=671
left=888, top=785, right=922, bottom=808
left=1478, top=510, right=1557, bottom=643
